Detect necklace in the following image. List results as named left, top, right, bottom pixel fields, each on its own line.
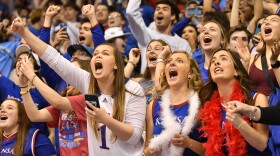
left=3, top=131, right=18, bottom=138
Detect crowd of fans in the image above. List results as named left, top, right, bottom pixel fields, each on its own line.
left=0, top=0, right=280, bottom=155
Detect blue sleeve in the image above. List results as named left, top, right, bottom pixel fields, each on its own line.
left=91, top=24, right=105, bottom=49
left=171, top=17, right=190, bottom=37
left=38, top=27, right=67, bottom=93
left=0, top=75, right=21, bottom=103
left=34, top=132, right=56, bottom=156
left=39, top=27, right=51, bottom=44
left=39, top=58, right=67, bottom=93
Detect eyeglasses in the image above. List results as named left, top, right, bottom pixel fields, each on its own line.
left=108, top=13, right=120, bottom=19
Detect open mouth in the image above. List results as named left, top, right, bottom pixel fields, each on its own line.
left=264, top=27, right=272, bottom=35
left=95, top=61, right=103, bottom=73
left=203, top=36, right=212, bottom=44
left=169, top=69, right=178, bottom=79
left=149, top=56, right=157, bottom=62
left=79, top=36, right=85, bottom=43
left=157, top=15, right=164, bottom=21
left=0, top=115, right=8, bottom=120
left=214, top=67, right=223, bottom=73
left=109, top=20, right=115, bottom=25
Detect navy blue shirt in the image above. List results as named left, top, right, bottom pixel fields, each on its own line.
left=0, top=75, right=50, bottom=135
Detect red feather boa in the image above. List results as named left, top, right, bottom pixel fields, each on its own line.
left=199, top=80, right=250, bottom=156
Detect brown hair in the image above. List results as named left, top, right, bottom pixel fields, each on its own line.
left=142, top=39, right=169, bottom=79
left=88, top=43, right=125, bottom=142
left=0, top=98, right=31, bottom=156
left=229, top=25, right=252, bottom=43
left=199, top=49, right=255, bottom=107
left=158, top=51, right=204, bottom=95
left=202, top=20, right=228, bottom=49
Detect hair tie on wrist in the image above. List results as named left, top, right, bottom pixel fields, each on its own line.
left=20, top=85, right=28, bottom=88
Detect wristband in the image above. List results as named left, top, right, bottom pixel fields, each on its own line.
left=20, top=86, right=30, bottom=95
left=156, top=58, right=164, bottom=63
left=271, top=60, right=280, bottom=69
left=20, top=85, right=28, bottom=88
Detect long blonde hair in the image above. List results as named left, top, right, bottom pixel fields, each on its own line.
left=88, top=43, right=125, bottom=142
left=0, top=98, right=31, bottom=156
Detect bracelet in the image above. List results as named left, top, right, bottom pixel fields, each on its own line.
left=236, top=120, right=244, bottom=130
left=20, top=85, right=30, bottom=95
left=249, top=106, right=257, bottom=120
left=31, top=74, right=37, bottom=85
left=142, top=152, right=146, bottom=156
left=128, top=61, right=136, bottom=67
left=156, top=58, right=164, bottom=63
left=20, top=85, right=28, bottom=88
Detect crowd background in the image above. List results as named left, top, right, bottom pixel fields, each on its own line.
left=0, top=0, right=280, bottom=156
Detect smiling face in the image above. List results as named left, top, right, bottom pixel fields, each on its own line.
left=261, top=15, right=280, bottom=45
left=209, top=50, right=236, bottom=83
left=0, top=100, right=19, bottom=133
left=165, top=53, right=191, bottom=87
left=154, top=4, right=175, bottom=30
left=78, top=22, right=93, bottom=47
left=91, top=45, right=116, bottom=80
left=146, top=41, right=164, bottom=68
left=199, top=22, right=224, bottom=54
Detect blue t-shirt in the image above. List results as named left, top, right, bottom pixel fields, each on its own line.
left=0, top=75, right=50, bottom=135
left=199, top=63, right=209, bottom=83
left=152, top=98, right=205, bottom=156
left=193, top=48, right=204, bottom=66
left=0, top=41, right=20, bottom=77
left=0, top=128, right=56, bottom=156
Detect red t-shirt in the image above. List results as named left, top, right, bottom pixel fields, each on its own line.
left=46, top=94, right=88, bottom=156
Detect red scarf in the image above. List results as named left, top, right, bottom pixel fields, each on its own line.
left=199, top=81, right=250, bottom=156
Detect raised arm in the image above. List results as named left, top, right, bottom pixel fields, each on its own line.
left=263, top=1, right=279, bottom=15
left=82, top=4, right=105, bottom=48
left=126, top=0, right=151, bottom=46
left=18, top=70, right=53, bottom=122
left=270, top=40, right=280, bottom=86
left=155, top=46, right=171, bottom=92
left=19, top=56, right=73, bottom=111
left=124, top=48, right=140, bottom=78
left=247, top=0, right=263, bottom=34
left=230, top=0, right=240, bottom=27
left=12, top=17, right=90, bottom=94
left=12, top=17, right=49, bottom=57
left=203, top=0, right=213, bottom=13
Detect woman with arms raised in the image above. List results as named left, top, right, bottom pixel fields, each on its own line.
left=11, top=7, right=146, bottom=155
left=17, top=58, right=90, bottom=156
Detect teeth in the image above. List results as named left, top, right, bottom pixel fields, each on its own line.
left=214, top=67, right=223, bottom=73
left=96, top=68, right=102, bottom=73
